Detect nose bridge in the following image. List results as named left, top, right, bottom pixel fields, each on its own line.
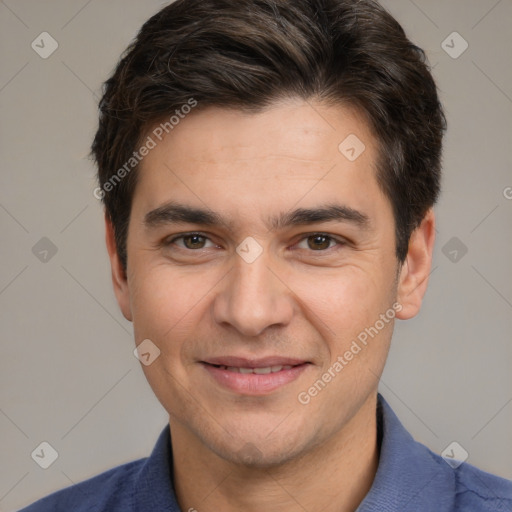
left=213, top=249, right=293, bottom=337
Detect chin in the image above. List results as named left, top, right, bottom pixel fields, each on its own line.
left=223, top=440, right=303, bottom=469
left=204, top=421, right=315, bottom=469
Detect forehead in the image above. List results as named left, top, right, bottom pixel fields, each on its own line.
left=132, top=99, right=390, bottom=229
left=144, top=99, right=374, bottom=168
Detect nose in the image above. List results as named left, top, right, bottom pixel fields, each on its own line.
left=212, top=249, right=294, bottom=337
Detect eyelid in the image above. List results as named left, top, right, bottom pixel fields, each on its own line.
left=165, top=232, right=217, bottom=248
left=164, top=231, right=347, bottom=252
left=292, top=232, right=347, bottom=251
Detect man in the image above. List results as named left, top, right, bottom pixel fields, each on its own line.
left=21, top=0, right=512, bottom=511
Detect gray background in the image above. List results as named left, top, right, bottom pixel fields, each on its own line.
left=0, top=0, right=511, bottom=510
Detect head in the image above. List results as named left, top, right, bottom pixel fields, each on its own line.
left=92, top=0, right=445, bottom=467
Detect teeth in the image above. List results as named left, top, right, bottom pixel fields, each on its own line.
left=219, top=365, right=293, bottom=374
left=253, top=367, right=272, bottom=374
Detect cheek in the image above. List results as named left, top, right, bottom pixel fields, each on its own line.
left=290, top=266, right=386, bottom=330
left=286, top=264, right=396, bottom=380
left=129, top=265, right=204, bottom=344
left=129, top=267, right=207, bottom=411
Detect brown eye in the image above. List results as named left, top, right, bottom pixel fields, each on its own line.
left=166, top=233, right=215, bottom=250
left=294, top=233, right=345, bottom=253
left=182, top=234, right=206, bottom=249
left=307, top=234, right=332, bottom=250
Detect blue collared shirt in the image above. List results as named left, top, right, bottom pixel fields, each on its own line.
left=19, top=394, right=512, bottom=511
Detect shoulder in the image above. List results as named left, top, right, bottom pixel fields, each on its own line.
left=402, top=440, right=512, bottom=511
left=19, top=425, right=178, bottom=512
left=451, top=458, right=512, bottom=511
left=374, top=395, right=512, bottom=511
left=420, top=442, right=512, bottom=511
left=18, top=458, right=147, bottom=512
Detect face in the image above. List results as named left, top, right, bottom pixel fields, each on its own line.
left=107, top=98, right=433, bottom=467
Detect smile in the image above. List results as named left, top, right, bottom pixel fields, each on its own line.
left=212, top=364, right=294, bottom=374
left=201, top=359, right=311, bottom=395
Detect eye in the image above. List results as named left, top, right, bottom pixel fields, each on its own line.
left=166, top=232, right=217, bottom=250
left=295, top=233, right=345, bottom=252
left=163, top=232, right=346, bottom=254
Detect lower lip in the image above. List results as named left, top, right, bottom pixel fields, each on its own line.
left=201, top=363, right=309, bottom=395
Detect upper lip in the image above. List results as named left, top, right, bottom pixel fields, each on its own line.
left=202, top=356, right=309, bottom=368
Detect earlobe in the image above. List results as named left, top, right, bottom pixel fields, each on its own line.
left=104, top=212, right=133, bottom=322
left=395, top=209, right=436, bottom=320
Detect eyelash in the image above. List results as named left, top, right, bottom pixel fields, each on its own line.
left=164, top=232, right=346, bottom=254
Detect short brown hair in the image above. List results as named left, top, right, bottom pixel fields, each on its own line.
left=91, top=0, right=446, bottom=272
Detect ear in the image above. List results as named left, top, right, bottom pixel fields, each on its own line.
left=395, top=208, right=436, bottom=320
left=104, top=212, right=133, bottom=322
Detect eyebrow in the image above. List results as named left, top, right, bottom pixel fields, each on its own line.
left=143, top=201, right=371, bottom=232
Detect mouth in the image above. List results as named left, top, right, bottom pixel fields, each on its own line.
left=208, top=364, right=295, bottom=374
left=200, top=357, right=311, bottom=395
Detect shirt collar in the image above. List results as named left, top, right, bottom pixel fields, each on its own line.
left=133, top=424, right=180, bottom=511
left=356, top=393, right=456, bottom=511
left=135, top=393, right=456, bottom=511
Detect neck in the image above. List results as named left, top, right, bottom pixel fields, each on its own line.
left=170, top=393, right=379, bottom=512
